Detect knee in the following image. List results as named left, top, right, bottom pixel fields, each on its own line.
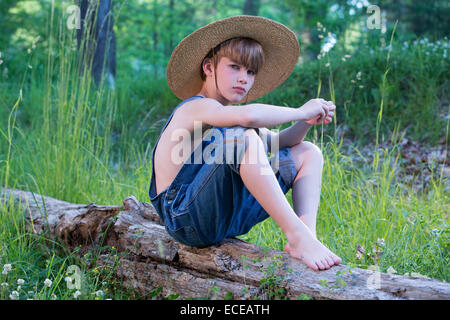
left=242, top=127, right=261, bottom=142
left=226, top=126, right=263, bottom=149
left=291, top=141, right=324, bottom=167
left=303, top=141, right=323, bottom=163
left=221, top=126, right=265, bottom=172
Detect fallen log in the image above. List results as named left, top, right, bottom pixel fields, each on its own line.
left=2, top=186, right=449, bottom=300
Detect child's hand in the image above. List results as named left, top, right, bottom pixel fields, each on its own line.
left=299, top=98, right=335, bottom=126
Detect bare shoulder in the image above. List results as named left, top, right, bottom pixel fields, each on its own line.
left=170, top=98, right=220, bottom=131
left=178, top=97, right=222, bottom=113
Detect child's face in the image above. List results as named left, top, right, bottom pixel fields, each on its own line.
left=210, top=56, right=256, bottom=104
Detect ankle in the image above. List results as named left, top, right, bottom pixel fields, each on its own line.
left=285, top=224, right=314, bottom=245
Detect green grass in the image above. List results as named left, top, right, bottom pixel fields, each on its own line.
left=240, top=136, right=449, bottom=281
left=0, top=8, right=448, bottom=300
left=241, top=25, right=449, bottom=282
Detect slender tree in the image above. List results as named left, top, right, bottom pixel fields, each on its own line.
left=77, top=0, right=116, bottom=89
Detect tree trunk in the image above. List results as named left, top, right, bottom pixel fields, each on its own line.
left=2, top=186, right=449, bottom=300
left=152, top=0, right=159, bottom=78
left=243, top=0, right=260, bottom=16
left=77, top=0, right=116, bottom=89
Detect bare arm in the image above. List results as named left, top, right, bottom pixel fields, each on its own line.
left=245, top=103, right=307, bottom=128
left=247, top=99, right=334, bottom=148
left=182, top=98, right=253, bottom=128
left=182, top=99, right=307, bottom=129
left=259, top=120, right=312, bottom=153
left=183, top=99, right=312, bottom=150
left=277, top=120, right=313, bottom=149
left=245, top=103, right=311, bottom=151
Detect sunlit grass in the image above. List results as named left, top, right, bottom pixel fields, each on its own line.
left=241, top=23, right=449, bottom=282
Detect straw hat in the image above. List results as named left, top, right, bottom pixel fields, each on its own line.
left=166, top=15, right=300, bottom=104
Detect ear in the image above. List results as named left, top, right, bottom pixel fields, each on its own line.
left=202, top=57, right=218, bottom=77
left=201, top=58, right=211, bottom=77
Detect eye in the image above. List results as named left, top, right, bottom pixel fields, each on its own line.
left=248, top=70, right=255, bottom=75
left=231, top=64, right=240, bottom=69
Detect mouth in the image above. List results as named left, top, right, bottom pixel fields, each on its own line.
left=233, top=87, right=246, bottom=93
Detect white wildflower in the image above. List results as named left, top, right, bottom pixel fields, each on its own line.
left=344, top=54, right=351, bottom=58
left=341, top=57, right=346, bottom=62
left=44, top=278, right=52, bottom=288
left=73, top=290, right=82, bottom=299
left=95, top=290, right=104, bottom=297
left=31, top=35, right=40, bottom=49
left=318, top=34, right=324, bottom=39
left=51, top=293, right=57, bottom=300
left=9, top=290, right=19, bottom=300
left=2, top=264, right=12, bottom=275
left=17, top=279, right=25, bottom=285
left=376, top=238, right=385, bottom=247
left=325, top=62, right=330, bottom=67
left=356, top=71, right=362, bottom=80
left=1, top=282, right=8, bottom=287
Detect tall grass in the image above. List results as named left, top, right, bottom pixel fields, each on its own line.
left=240, top=22, right=449, bottom=282
left=0, top=2, right=143, bottom=300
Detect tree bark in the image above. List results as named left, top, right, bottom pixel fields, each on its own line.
left=77, top=0, right=116, bottom=89
left=2, top=186, right=449, bottom=300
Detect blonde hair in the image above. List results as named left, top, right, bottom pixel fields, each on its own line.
left=200, top=37, right=265, bottom=104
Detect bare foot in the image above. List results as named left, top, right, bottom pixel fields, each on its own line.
left=284, top=232, right=341, bottom=271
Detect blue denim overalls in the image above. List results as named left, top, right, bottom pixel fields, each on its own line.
left=148, top=96, right=298, bottom=247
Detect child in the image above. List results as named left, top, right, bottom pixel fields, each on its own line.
left=149, top=15, right=341, bottom=271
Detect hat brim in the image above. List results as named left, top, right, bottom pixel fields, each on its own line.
left=166, top=15, right=300, bottom=104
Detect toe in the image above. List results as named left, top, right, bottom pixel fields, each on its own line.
left=305, top=259, right=318, bottom=271
left=325, top=256, right=335, bottom=267
left=322, top=258, right=331, bottom=269
left=333, top=254, right=342, bottom=265
left=316, top=260, right=326, bottom=270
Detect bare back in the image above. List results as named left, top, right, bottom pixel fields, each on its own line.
left=153, top=99, right=211, bottom=195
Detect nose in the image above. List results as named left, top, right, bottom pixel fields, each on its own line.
left=238, top=70, right=248, bottom=84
